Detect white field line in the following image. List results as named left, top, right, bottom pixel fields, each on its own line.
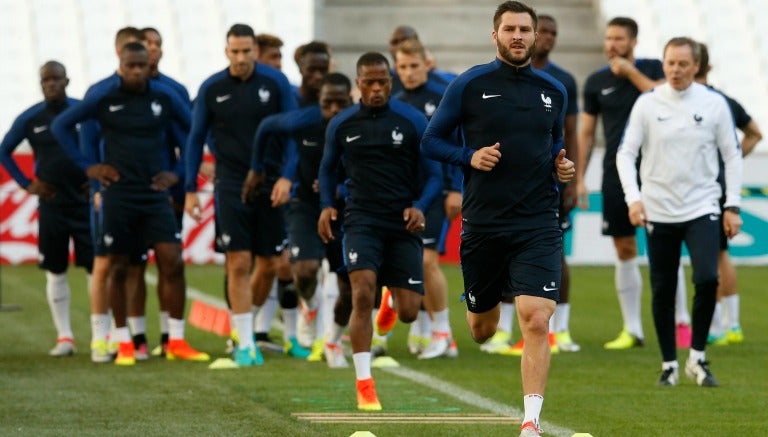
left=146, top=272, right=576, bottom=436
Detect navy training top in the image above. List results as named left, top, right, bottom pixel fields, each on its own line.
left=319, top=98, right=442, bottom=230
left=421, top=59, right=567, bottom=232
left=395, top=79, right=462, bottom=193
left=0, top=98, right=88, bottom=205
left=583, top=58, right=664, bottom=173
left=251, top=105, right=327, bottom=204
left=51, top=76, right=191, bottom=196
left=185, top=63, right=297, bottom=192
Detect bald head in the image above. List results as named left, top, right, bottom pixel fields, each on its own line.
left=39, top=60, right=69, bottom=103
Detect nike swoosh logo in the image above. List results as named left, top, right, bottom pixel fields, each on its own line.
left=408, top=278, right=423, bottom=285
left=302, top=139, right=319, bottom=146
left=482, top=93, right=501, bottom=99
left=216, top=94, right=231, bottom=103
left=709, top=214, right=719, bottom=221
left=346, top=135, right=361, bottom=143
left=109, top=105, right=124, bottom=112
left=657, top=116, right=671, bottom=121
left=33, top=125, right=48, bottom=134
left=542, top=285, right=558, bottom=292
left=601, top=87, right=616, bottom=96
left=422, top=238, right=436, bottom=244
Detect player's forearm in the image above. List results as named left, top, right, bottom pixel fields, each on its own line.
left=740, top=121, right=762, bottom=157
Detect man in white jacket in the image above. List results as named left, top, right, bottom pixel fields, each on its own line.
left=616, top=37, right=743, bottom=387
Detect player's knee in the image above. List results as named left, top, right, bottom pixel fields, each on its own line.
left=614, top=239, right=638, bottom=260
left=108, top=260, right=129, bottom=283
left=227, top=254, right=251, bottom=278
left=467, top=319, right=496, bottom=343
left=352, top=289, right=376, bottom=313
left=397, top=305, right=419, bottom=324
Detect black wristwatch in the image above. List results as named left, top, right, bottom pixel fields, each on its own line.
left=724, top=206, right=741, bottom=214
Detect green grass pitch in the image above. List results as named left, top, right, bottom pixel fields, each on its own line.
left=1, top=264, right=766, bottom=436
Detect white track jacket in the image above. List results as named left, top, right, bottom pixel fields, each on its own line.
left=616, top=82, right=742, bottom=223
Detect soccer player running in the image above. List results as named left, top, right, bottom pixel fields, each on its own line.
left=421, top=2, right=574, bottom=435
left=616, top=37, right=742, bottom=387
left=185, top=24, right=297, bottom=367
left=692, top=43, right=761, bottom=346
left=318, top=52, right=442, bottom=410
left=52, top=42, right=209, bottom=366
left=0, top=61, right=93, bottom=357
left=576, top=17, right=674, bottom=350
left=244, top=72, right=354, bottom=368
left=393, top=38, right=460, bottom=360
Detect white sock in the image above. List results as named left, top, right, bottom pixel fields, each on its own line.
left=709, top=303, right=724, bottom=336
left=283, top=308, right=298, bottom=341
left=554, top=303, right=571, bottom=333
left=408, top=313, right=422, bottom=337
left=46, top=272, right=72, bottom=339
left=675, top=264, right=690, bottom=325
left=432, top=309, right=450, bottom=334
left=232, top=312, right=254, bottom=349
left=168, top=318, right=185, bottom=340
left=353, top=352, right=372, bottom=380
left=127, top=316, right=146, bottom=337
left=109, top=312, right=117, bottom=343
left=420, top=309, right=432, bottom=338
left=312, top=281, right=325, bottom=342
left=254, top=300, right=273, bottom=333
left=114, top=326, right=131, bottom=343
left=322, top=272, right=340, bottom=337
left=723, top=295, right=740, bottom=328
left=662, top=360, right=678, bottom=371
left=90, top=313, right=110, bottom=343
left=326, top=322, right=345, bottom=344
left=158, top=311, right=169, bottom=335
left=688, top=348, right=705, bottom=364
left=615, top=258, right=643, bottom=338
left=548, top=315, right=555, bottom=333
left=498, top=302, right=514, bottom=333
left=256, top=290, right=278, bottom=334
left=522, top=394, right=544, bottom=427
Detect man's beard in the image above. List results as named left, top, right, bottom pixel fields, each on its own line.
left=498, top=41, right=535, bottom=66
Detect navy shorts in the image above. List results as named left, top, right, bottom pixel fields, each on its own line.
left=422, top=196, right=448, bottom=252
left=460, top=226, right=562, bottom=313
left=601, top=170, right=635, bottom=237
left=90, top=199, right=148, bottom=263
left=215, top=185, right=285, bottom=256
left=100, top=190, right=181, bottom=255
left=343, top=224, right=424, bottom=294
left=37, top=201, right=93, bottom=273
left=287, top=199, right=326, bottom=262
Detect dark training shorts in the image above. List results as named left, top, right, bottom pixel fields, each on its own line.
left=460, top=226, right=562, bottom=313
left=37, top=201, right=93, bottom=273
left=342, top=224, right=424, bottom=294
left=215, top=185, right=285, bottom=256
left=100, top=191, right=181, bottom=255
left=422, top=197, right=448, bottom=252
left=601, top=171, right=636, bottom=237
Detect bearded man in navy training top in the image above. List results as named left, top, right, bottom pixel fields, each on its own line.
left=421, top=2, right=574, bottom=436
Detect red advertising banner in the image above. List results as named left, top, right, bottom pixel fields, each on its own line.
left=0, top=153, right=463, bottom=265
